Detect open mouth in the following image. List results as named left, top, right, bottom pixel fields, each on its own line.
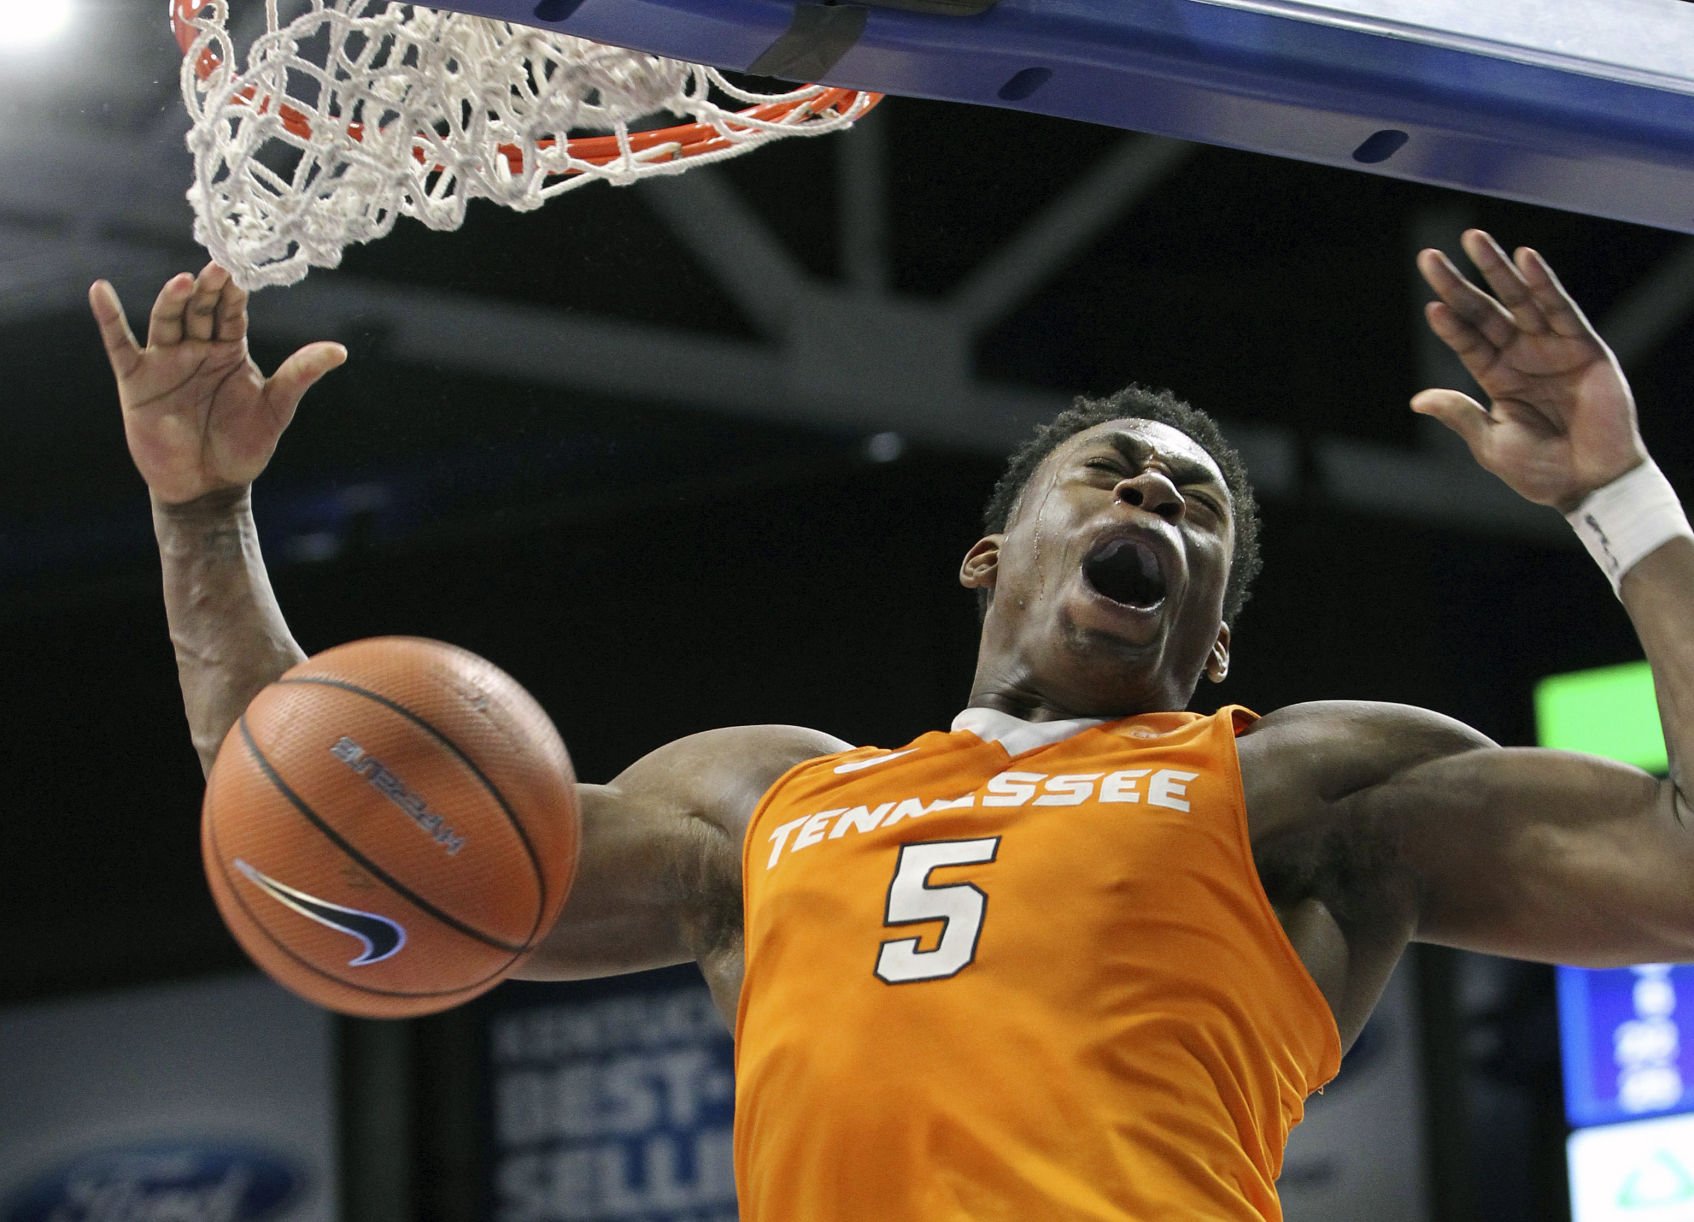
left=1082, top=537, right=1168, bottom=609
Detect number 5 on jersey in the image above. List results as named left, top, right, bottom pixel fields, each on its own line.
left=875, top=837, right=1001, bottom=984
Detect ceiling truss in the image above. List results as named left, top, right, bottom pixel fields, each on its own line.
left=2, top=105, right=1691, bottom=550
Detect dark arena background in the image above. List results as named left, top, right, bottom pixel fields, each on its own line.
left=3, top=2, right=1694, bottom=1219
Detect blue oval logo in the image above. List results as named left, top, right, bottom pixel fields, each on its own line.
left=1, top=1139, right=304, bottom=1222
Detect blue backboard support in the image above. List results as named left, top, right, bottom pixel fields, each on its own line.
left=432, top=0, right=1694, bottom=234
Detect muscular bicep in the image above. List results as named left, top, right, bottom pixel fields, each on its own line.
left=510, top=779, right=703, bottom=980
left=1371, top=743, right=1694, bottom=967
left=512, top=723, right=849, bottom=982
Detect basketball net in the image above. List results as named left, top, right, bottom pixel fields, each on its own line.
left=173, top=1, right=883, bottom=289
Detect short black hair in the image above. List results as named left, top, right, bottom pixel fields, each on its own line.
left=979, top=384, right=1262, bottom=624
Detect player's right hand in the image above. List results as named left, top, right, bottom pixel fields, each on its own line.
left=90, top=263, right=346, bottom=505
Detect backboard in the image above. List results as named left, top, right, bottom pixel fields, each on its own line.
left=432, top=0, right=1694, bottom=234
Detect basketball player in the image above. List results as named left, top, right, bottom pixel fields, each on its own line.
left=91, top=230, right=1694, bottom=1220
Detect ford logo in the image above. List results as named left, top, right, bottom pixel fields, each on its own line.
left=0, top=1139, right=304, bottom=1222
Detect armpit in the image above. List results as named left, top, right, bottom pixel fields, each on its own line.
left=671, top=809, right=745, bottom=962
left=1254, top=817, right=1409, bottom=931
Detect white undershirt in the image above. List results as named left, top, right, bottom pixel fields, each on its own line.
left=950, top=707, right=1106, bottom=756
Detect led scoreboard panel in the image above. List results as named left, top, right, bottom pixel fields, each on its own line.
left=1537, top=663, right=1694, bottom=1220
left=1559, top=964, right=1694, bottom=1129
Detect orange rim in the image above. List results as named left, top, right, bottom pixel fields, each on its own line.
left=172, top=0, right=883, bottom=177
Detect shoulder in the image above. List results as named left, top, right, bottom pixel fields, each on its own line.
left=1242, top=700, right=1495, bottom=788
left=1232, top=702, right=1500, bottom=956
left=602, top=723, right=853, bottom=840
left=1237, top=700, right=1496, bottom=831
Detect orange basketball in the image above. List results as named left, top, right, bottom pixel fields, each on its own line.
left=201, top=637, right=580, bottom=1018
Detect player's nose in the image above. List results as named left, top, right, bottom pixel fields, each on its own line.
left=1115, top=470, right=1185, bottom=521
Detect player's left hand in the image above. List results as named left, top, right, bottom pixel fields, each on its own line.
left=1412, top=229, right=1647, bottom=513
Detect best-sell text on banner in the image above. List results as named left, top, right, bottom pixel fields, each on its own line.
left=485, top=969, right=737, bottom=1222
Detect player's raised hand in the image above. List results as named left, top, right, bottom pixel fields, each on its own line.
left=1412, top=229, right=1647, bottom=513
left=89, top=263, right=346, bottom=505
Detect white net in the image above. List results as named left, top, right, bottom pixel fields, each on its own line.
left=176, top=1, right=880, bottom=289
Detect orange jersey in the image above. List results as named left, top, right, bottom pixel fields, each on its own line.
left=733, top=705, right=1341, bottom=1221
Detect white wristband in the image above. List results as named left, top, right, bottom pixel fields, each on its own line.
left=1566, top=460, right=1693, bottom=596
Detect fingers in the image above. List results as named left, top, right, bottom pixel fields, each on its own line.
left=184, top=262, right=229, bottom=342
left=145, top=263, right=247, bottom=347
left=1410, top=387, right=1490, bottom=452
left=88, top=279, right=143, bottom=379
left=146, top=272, right=195, bottom=347
left=1457, top=229, right=1544, bottom=332
left=1420, top=299, right=1503, bottom=388
left=1420, top=230, right=1609, bottom=371
left=267, top=341, right=349, bottom=420
left=217, top=274, right=251, bottom=344
left=1417, top=247, right=1516, bottom=350
left=1515, top=245, right=1599, bottom=340
left=1423, top=230, right=1599, bottom=345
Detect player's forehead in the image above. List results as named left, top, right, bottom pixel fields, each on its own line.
left=1057, top=418, right=1226, bottom=484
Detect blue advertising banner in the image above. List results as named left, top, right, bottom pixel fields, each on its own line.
left=1560, top=964, right=1694, bottom=1130
left=0, top=975, right=334, bottom=1222
left=483, top=969, right=737, bottom=1222
left=1, top=1140, right=304, bottom=1222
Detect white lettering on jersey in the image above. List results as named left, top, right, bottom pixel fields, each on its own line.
left=829, top=804, right=893, bottom=839
left=928, top=794, right=976, bottom=813
left=1149, top=769, right=1198, bottom=811
left=793, top=809, right=844, bottom=851
left=764, top=764, right=1210, bottom=869
left=1100, top=769, right=1149, bottom=802
left=765, top=814, right=812, bottom=868
left=1032, top=773, right=1102, bottom=806
left=981, top=771, right=1043, bottom=806
left=879, top=797, right=933, bottom=828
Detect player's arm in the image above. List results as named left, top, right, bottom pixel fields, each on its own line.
left=1318, top=232, right=1694, bottom=967
left=515, top=724, right=849, bottom=1011
left=90, top=265, right=345, bottom=771
left=94, top=267, right=854, bottom=1007
left=1253, top=700, right=1692, bottom=967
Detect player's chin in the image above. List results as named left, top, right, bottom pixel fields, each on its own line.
left=1049, top=626, right=1180, bottom=717
left=1056, top=615, right=1167, bottom=686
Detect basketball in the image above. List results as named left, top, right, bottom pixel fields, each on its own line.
left=200, top=637, right=580, bottom=1019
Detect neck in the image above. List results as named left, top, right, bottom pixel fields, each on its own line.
left=964, top=669, right=1200, bottom=722
left=963, top=688, right=1086, bottom=723
left=970, top=607, right=1210, bottom=722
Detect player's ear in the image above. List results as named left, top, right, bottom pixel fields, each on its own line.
left=1205, top=623, right=1231, bottom=684
left=959, top=535, right=1003, bottom=591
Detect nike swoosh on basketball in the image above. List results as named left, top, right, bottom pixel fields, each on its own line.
left=834, top=749, right=919, bottom=774
left=234, top=858, right=407, bottom=967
